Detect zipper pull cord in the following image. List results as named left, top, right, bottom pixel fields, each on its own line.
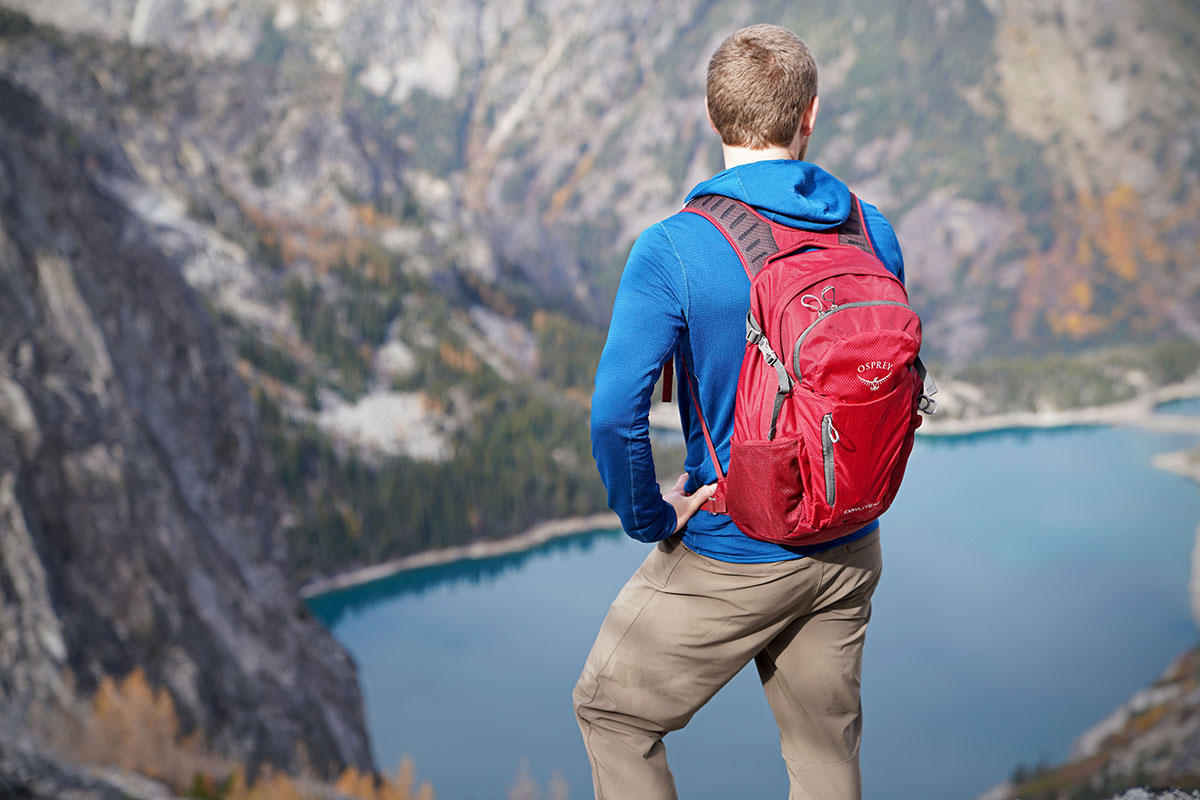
left=801, top=286, right=839, bottom=319
left=820, top=285, right=838, bottom=315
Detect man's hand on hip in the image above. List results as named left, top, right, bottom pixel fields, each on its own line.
left=664, top=473, right=717, bottom=535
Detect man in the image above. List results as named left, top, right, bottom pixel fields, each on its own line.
left=573, top=24, right=906, bottom=800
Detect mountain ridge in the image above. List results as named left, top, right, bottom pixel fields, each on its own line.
left=7, top=0, right=1196, bottom=360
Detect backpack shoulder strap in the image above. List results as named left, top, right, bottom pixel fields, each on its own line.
left=682, top=195, right=778, bottom=279
left=836, top=194, right=877, bottom=256
left=683, top=192, right=876, bottom=278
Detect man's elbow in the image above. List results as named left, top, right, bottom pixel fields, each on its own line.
left=590, top=399, right=629, bottom=445
left=614, top=499, right=675, bottom=544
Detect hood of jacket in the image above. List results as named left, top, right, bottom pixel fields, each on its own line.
left=684, top=159, right=851, bottom=231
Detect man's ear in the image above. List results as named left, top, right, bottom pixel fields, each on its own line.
left=705, top=96, right=720, bottom=136
left=799, top=95, right=820, bottom=136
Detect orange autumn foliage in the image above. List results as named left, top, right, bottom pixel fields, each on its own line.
left=77, top=667, right=214, bottom=783
left=43, top=667, right=434, bottom=800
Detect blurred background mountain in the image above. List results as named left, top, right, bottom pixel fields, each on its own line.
left=0, top=0, right=1198, bottom=796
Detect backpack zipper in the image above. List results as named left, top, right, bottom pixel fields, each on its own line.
left=791, top=300, right=914, bottom=381
left=822, top=413, right=838, bottom=506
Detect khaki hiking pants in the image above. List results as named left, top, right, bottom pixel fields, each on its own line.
left=572, top=528, right=882, bottom=800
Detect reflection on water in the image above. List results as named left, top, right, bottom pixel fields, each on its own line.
left=307, top=527, right=623, bottom=627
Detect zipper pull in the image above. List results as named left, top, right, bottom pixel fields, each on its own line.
left=820, top=285, right=837, bottom=314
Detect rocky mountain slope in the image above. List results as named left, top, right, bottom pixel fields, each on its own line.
left=0, top=6, right=610, bottom=580
left=5, top=0, right=1198, bottom=361
left=0, top=76, right=371, bottom=778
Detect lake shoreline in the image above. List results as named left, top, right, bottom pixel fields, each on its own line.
left=298, top=511, right=620, bottom=598
left=918, top=374, right=1200, bottom=439
left=302, top=376, right=1200, bottom=600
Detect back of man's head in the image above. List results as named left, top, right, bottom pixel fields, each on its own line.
left=706, top=24, right=818, bottom=150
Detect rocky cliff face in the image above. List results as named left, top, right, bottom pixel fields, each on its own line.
left=0, top=77, right=371, bottom=775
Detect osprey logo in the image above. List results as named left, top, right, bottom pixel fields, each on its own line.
left=856, top=361, right=894, bottom=391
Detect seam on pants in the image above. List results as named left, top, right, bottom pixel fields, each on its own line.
left=816, top=551, right=830, bottom=604
left=579, top=547, right=689, bottom=798
left=580, top=582, right=661, bottom=800
left=584, top=546, right=687, bottom=698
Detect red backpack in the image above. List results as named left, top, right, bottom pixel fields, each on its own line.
left=677, top=193, right=936, bottom=547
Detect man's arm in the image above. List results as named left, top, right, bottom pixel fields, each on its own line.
left=591, top=224, right=700, bottom=543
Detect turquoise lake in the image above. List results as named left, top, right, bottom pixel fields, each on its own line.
left=308, top=423, right=1200, bottom=800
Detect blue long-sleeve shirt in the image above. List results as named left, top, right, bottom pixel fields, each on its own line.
left=590, top=159, right=906, bottom=563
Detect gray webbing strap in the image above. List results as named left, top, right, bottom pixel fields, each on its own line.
left=747, top=311, right=794, bottom=440
left=746, top=312, right=794, bottom=396
left=915, top=357, right=938, bottom=414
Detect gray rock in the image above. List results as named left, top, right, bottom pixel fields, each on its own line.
left=0, top=78, right=371, bottom=776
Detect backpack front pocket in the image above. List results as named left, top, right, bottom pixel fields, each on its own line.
left=814, top=379, right=921, bottom=528
left=724, top=436, right=808, bottom=543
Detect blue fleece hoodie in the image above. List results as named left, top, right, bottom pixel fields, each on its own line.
left=591, top=159, right=905, bottom=562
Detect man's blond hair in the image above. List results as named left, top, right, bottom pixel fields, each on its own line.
left=706, top=24, right=818, bottom=149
